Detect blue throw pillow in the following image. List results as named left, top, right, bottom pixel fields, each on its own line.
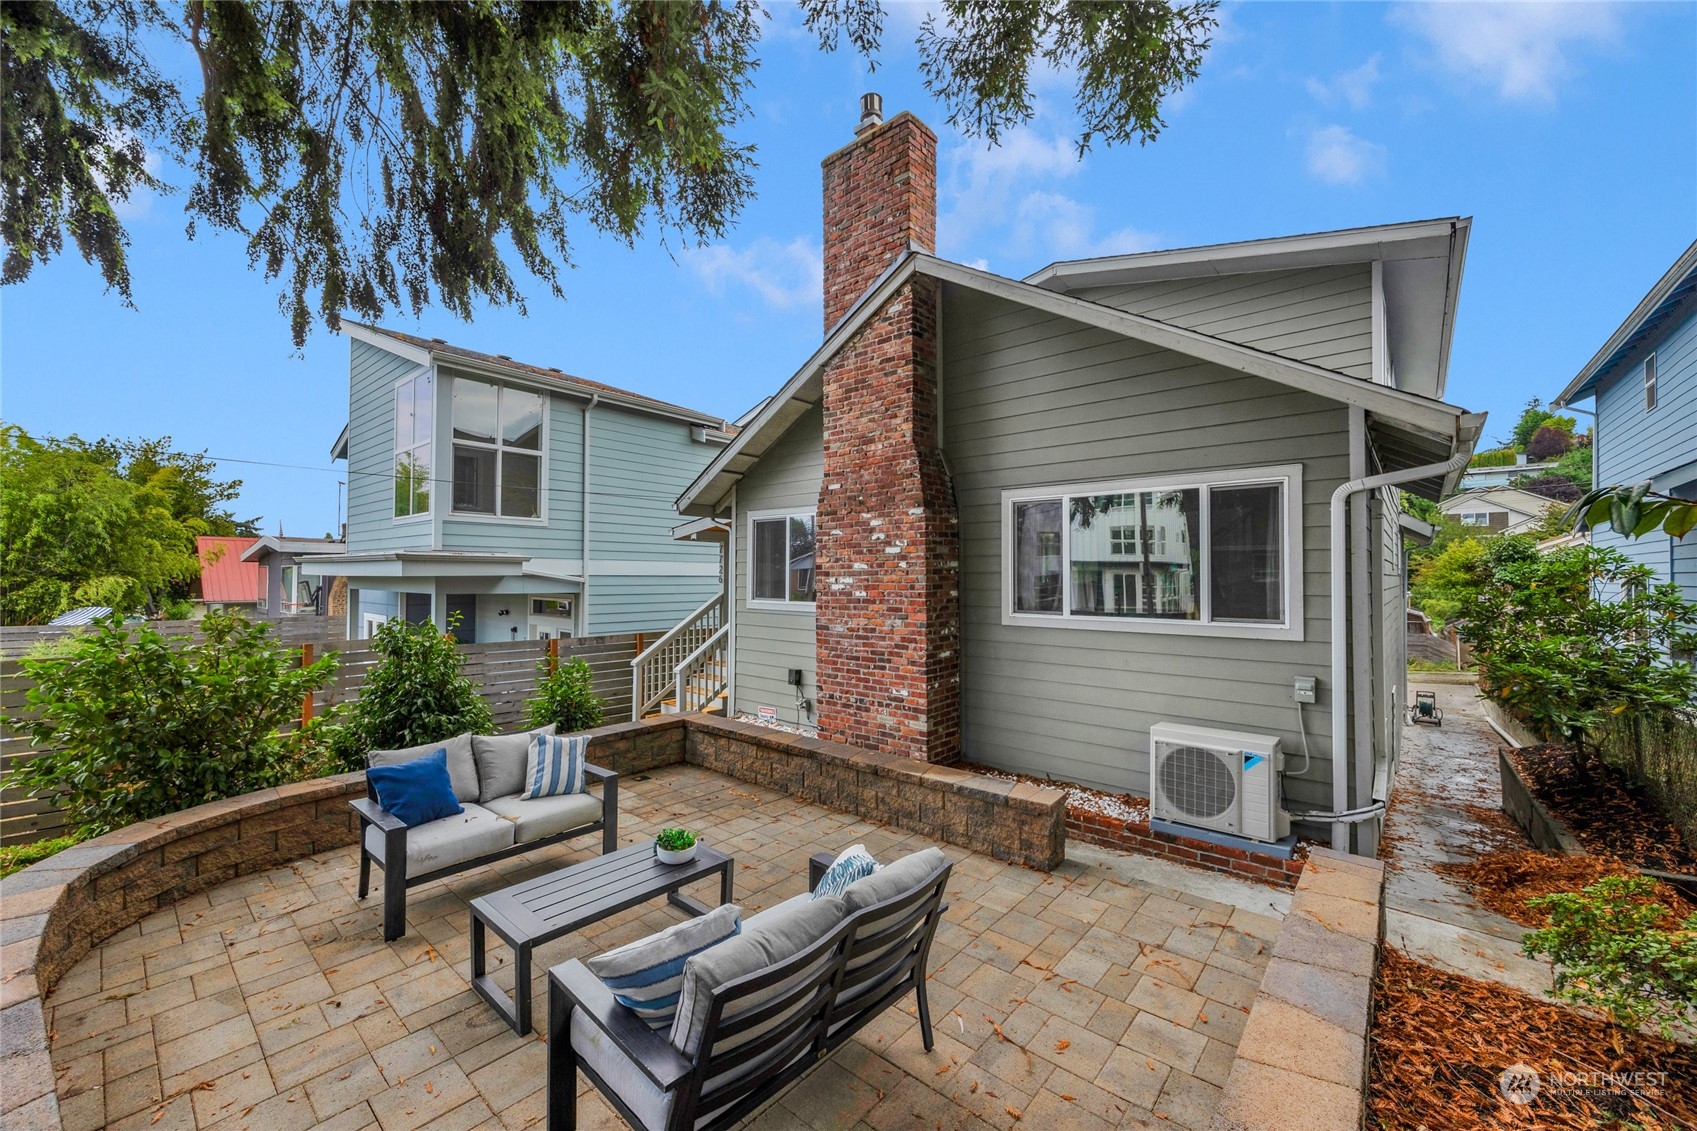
left=521, top=733, right=587, bottom=799
left=367, top=749, right=464, bottom=828
left=586, top=904, right=742, bottom=1030
left=812, top=844, right=879, bottom=900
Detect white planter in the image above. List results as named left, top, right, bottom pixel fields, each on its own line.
left=655, top=842, right=698, bottom=865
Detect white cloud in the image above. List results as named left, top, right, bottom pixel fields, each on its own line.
left=1306, top=55, right=1382, bottom=109
left=1305, top=125, right=1387, bottom=186
left=938, top=126, right=1158, bottom=267
left=684, top=236, right=823, bottom=310
left=1391, top=1, right=1621, bottom=103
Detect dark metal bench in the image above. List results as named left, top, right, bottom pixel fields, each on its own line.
left=352, top=762, right=618, bottom=942
left=546, top=850, right=952, bottom=1131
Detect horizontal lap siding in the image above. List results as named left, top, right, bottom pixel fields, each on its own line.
left=439, top=380, right=583, bottom=556
left=586, top=406, right=722, bottom=635
left=1072, top=263, right=1374, bottom=380
left=943, top=286, right=1346, bottom=807
left=1594, top=307, right=1697, bottom=598
left=347, top=341, right=433, bottom=552
left=731, top=406, right=822, bottom=724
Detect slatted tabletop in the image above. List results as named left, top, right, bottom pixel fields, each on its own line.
left=469, top=842, right=735, bottom=1033
left=476, top=842, right=732, bottom=942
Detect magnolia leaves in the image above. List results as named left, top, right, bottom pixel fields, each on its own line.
left=1569, top=482, right=1697, bottom=541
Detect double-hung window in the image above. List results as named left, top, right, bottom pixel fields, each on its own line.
left=393, top=372, right=433, bottom=518
left=1004, top=466, right=1301, bottom=638
left=748, top=511, right=817, bottom=606
left=451, top=377, right=545, bottom=519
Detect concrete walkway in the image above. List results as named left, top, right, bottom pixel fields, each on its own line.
left=1378, top=678, right=1553, bottom=996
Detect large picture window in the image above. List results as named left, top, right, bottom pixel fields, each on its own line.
left=1004, top=467, right=1300, bottom=637
left=393, top=372, right=432, bottom=518
left=749, top=512, right=816, bottom=606
left=451, top=377, right=544, bottom=519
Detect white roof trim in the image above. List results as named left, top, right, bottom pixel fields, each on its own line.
left=1025, top=217, right=1466, bottom=289
left=341, top=322, right=433, bottom=366
left=677, top=252, right=1473, bottom=515
left=330, top=423, right=349, bottom=461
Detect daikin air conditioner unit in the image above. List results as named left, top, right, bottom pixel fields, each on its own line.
left=1149, top=723, right=1290, bottom=843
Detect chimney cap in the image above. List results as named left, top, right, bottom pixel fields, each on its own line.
left=856, top=92, right=884, bottom=135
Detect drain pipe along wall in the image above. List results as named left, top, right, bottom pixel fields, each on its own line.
left=1327, top=448, right=1471, bottom=852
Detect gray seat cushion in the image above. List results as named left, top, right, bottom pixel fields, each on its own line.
left=670, top=891, right=845, bottom=1056
left=839, top=847, right=947, bottom=915
left=572, top=1008, right=672, bottom=1131
left=481, top=791, right=604, bottom=844
left=369, top=734, right=480, bottom=804
left=472, top=725, right=557, bottom=803
left=363, top=803, right=513, bottom=875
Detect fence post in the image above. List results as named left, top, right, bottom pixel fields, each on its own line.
left=300, top=642, right=316, bottom=726
left=548, top=636, right=559, bottom=675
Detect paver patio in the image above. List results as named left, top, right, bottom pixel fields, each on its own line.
left=42, top=765, right=1284, bottom=1131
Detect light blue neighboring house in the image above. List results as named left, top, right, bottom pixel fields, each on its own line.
left=300, top=323, right=734, bottom=642
left=1555, top=240, right=1697, bottom=603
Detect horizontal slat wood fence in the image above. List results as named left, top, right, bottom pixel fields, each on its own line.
left=0, top=633, right=638, bottom=846
left=0, top=616, right=350, bottom=656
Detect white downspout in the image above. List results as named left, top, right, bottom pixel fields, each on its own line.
left=581, top=394, right=599, bottom=637
left=726, top=484, right=738, bottom=717
left=1329, top=449, right=1471, bottom=851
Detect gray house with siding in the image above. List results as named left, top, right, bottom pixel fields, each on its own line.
left=662, top=100, right=1485, bottom=858
left=300, top=325, right=732, bottom=642
left=1554, top=240, right=1697, bottom=603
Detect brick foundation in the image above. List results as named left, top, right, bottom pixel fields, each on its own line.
left=1067, top=808, right=1306, bottom=889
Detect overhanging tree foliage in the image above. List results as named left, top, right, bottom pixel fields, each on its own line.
left=4, top=1, right=1217, bottom=346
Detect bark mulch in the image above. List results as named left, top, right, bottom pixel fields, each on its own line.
left=1369, top=948, right=1697, bottom=1130
left=1509, top=744, right=1697, bottom=873
left=1439, top=849, right=1697, bottom=929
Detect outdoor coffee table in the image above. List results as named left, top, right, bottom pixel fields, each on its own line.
left=469, top=842, right=734, bottom=1034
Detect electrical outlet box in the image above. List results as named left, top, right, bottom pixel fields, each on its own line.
left=787, top=668, right=805, bottom=688
left=1293, top=676, right=1318, bottom=704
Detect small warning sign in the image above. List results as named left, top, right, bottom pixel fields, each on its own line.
left=757, top=705, right=778, bottom=722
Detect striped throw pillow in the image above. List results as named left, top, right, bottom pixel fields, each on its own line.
left=811, top=844, right=878, bottom=900
left=587, top=903, right=743, bottom=1030
left=520, top=733, right=587, bottom=799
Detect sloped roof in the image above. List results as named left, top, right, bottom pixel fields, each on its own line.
left=49, top=606, right=112, bottom=626
left=196, top=536, right=264, bottom=603
left=341, top=322, right=734, bottom=431
left=1555, top=239, right=1697, bottom=406
left=676, top=251, right=1482, bottom=515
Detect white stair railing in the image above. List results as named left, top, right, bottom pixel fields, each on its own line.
left=630, top=595, right=725, bottom=719
left=670, top=626, right=729, bottom=715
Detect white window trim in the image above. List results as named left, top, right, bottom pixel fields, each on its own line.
left=447, top=376, right=550, bottom=523
left=745, top=507, right=817, bottom=612
left=392, top=370, right=434, bottom=523
left=1000, top=464, right=1304, bottom=641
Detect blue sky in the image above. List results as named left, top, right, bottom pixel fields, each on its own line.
left=3, top=2, right=1693, bottom=536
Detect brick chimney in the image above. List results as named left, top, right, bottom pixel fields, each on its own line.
left=822, top=93, right=938, bottom=331
left=815, top=96, right=960, bottom=763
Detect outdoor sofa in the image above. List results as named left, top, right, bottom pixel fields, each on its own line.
left=547, top=845, right=953, bottom=1131
left=352, top=727, right=618, bottom=941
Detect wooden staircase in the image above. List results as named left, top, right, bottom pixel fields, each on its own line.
left=630, top=597, right=730, bottom=720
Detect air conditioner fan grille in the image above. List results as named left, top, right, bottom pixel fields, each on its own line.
left=1158, top=744, right=1237, bottom=820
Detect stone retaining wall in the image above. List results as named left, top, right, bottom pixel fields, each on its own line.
left=1209, top=846, right=1386, bottom=1131
left=0, top=774, right=365, bottom=1130
left=1067, top=809, right=1306, bottom=888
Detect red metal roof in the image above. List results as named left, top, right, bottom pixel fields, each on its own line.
left=196, top=536, right=263, bottom=604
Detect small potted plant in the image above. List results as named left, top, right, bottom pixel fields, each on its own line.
left=654, top=827, right=699, bottom=865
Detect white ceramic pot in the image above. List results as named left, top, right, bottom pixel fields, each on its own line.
left=655, top=842, right=698, bottom=865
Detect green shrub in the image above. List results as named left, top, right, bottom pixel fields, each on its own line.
left=0, top=836, right=81, bottom=878
left=1522, top=875, right=1697, bottom=1039
left=527, top=656, right=604, bottom=733
left=159, top=597, right=196, bottom=620
left=1462, top=545, right=1697, bottom=760
left=2, top=613, right=337, bottom=838
left=334, top=617, right=492, bottom=762
left=1468, top=447, right=1518, bottom=468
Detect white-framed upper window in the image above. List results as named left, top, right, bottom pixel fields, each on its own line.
left=1459, top=512, right=1489, bottom=526
left=1646, top=352, right=1658, bottom=411
left=1002, top=465, right=1303, bottom=639
left=393, top=372, right=433, bottom=519
left=451, top=377, right=545, bottom=519
left=748, top=510, right=817, bottom=608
